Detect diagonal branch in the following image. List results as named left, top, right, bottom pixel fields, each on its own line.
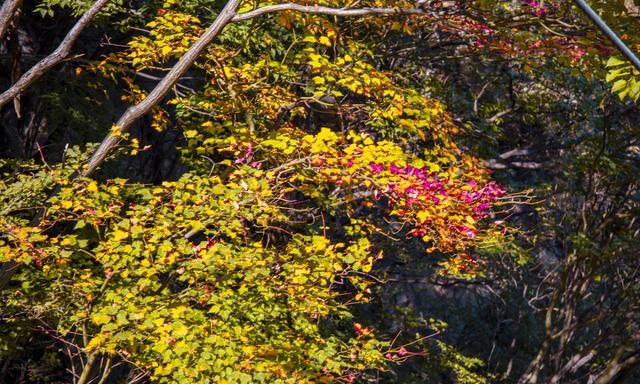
left=81, top=0, right=242, bottom=176
left=0, top=0, right=22, bottom=40
left=0, top=0, right=110, bottom=109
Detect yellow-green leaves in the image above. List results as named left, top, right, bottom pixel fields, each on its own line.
left=605, top=56, right=640, bottom=101
left=0, top=2, right=513, bottom=382
left=2, top=169, right=391, bottom=382
left=127, top=10, right=202, bottom=69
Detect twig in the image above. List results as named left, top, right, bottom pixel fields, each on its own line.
left=473, top=82, right=489, bottom=114
left=77, top=352, right=98, bottom=384
left=96, top=357, right=112, bottom=384
left=486, top=107, right=515, bottom=123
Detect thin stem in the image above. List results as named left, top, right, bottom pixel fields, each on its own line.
left=76, top=352, right=98, bottom=384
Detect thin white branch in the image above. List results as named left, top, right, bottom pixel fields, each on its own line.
left=487, top=107, right=514, bottom=123
left=232, top=3, right=425, bottom=22
left=499, top=147, right=531, bottom=160
left=0, top=0, right=110, bottom=109
left=473, top=82, right=489, bottom=114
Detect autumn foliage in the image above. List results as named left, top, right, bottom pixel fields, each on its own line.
left=6, top=0, right=635, bottom=383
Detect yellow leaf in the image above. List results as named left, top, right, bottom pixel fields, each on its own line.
left=171, top=306, right=188, bottom=318
left=428, top=162, right=441, bottom=172
left=318, top=36, right=331, bottom=46
left=85, top=334, right=106, bottom=351
left=184, top=130, right=198, bottom=138
left=112, top=230, right=129, bottom=241
left=108, top=185, right=120, bottom=194
left=92, top=313, right=111, bottom=325
left=153, top=318, right=165, bottom=327
left=416, top=211, right=430, bottom=223
left=238, top=3, right=254, bottom=13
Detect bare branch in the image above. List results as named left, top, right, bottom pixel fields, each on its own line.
left=487, top=107, right=515, bottom=123
left=499, top=147, right=532, bottom=160
left=82, top=0, right=242, bottom=176
left=272, top=100, right=307, bottom=129
left=0, top=0, right=21, bottom=40
left=76, top=352, right=98, bottom=384
left=485, top=159, right=543, bottom=170
left=0, top=259, right=22, bottom=291
left=473, top=82, right=489, bottom=114
left=0, top=0, right=110, bottom=109
left=594, top=347, right=640, bottom=384
left=232, top=3, right=425, bottom=22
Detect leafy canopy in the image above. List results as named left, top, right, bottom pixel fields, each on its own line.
left=0, top=0, right=512, bottom=382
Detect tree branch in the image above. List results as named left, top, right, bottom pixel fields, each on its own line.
left=0, top=0, right=21, bottom=40
left=232, top=3, right=426, bottom=22
left=81, top=0, right=242, bottom=176
left=76, top=352, right=98, bottom=384
left=272, top=100, right=307, bottom=129
left=594, top=347, right=640, bottom=384
left=0, top=0, right=110, bottom=109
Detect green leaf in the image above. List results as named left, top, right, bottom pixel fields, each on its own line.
left=606, top=56, right=627, bottom=67
left=92, top=313, right=111, bottom=325
left=605, top=69, right=625, bottom=83
left=629, top=80, right=640, bottom=101
left=611, top=79, right=628, bottom=93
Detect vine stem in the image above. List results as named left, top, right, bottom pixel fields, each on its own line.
left=76, top=352, right=98, bottom=384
